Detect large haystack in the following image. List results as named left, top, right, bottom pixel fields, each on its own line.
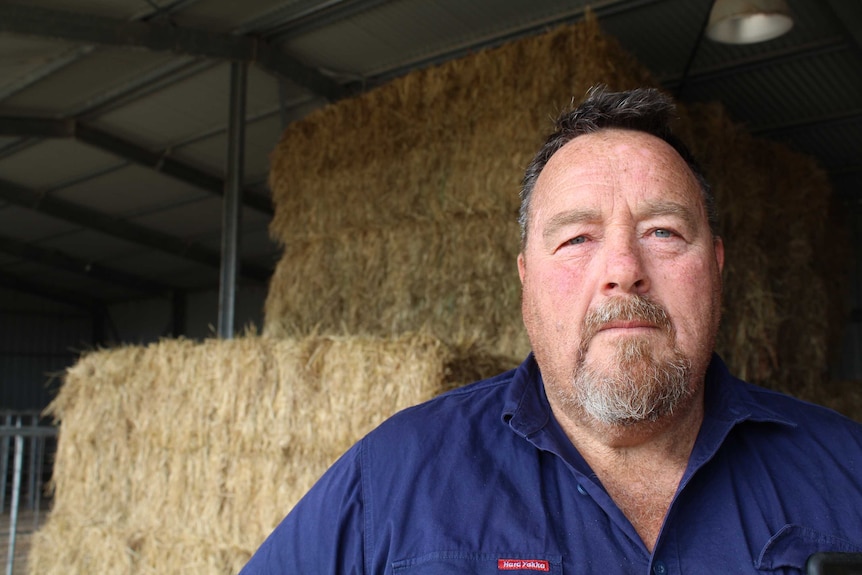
left=28, top=334, right=505, bottom=575
left=677, top=103, right=851, bottom=396
left=264, top=16, right=849, bottom=394
left=264, top=14, right=653, bottom=363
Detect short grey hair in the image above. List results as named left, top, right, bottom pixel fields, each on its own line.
left=519, top=86, right=717, bottom=249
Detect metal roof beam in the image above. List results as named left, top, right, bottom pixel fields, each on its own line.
left=0, top=116, right=273, bottom=216
left=0, top=233, right=175, bottom=296
left=751, top=109, right=862, bottom=137
left=662, top=37, right=851, bottom=88
left=0, top=2, right=344, bottom=101
left=0, top=117, right=73, bottom=139
left=823, top=0, right=862, bottom=57
left=0, top=138, right=40, bottom=161
left=0, top=45, right=96, bottom=103
left=136, top=0, right=206, bottom=23
left=73, top=58, right=214, bottom=120
left=261, top=0, right=664, bottom=45
left=352, top=0, right=664, bottom=91
left=75, top=124, right=274, bottom=215
left=0, top=178, right=271, bottom=283
left=260, top=0, right=392, bottom=42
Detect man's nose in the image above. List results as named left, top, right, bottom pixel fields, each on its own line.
left=600, top=235, right=650, bottom=295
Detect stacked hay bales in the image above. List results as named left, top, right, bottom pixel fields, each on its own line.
left=29, top=334, right=505, bottom=574
left=265, top=16, right=849, bottom=395
left=677, top=103, right=851, bottom=397
left=264, top=14, right=654, bottom=363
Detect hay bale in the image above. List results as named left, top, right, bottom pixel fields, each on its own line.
left=265, top=16, right=850, bottom=393
left=264, top=216, right=528, bottom=360
left=677, top=103, right=850, bottom=395
left=264, top=14, right=653, bottom=363
left=267, top=15, right=650, bottom=238
left=28, top=334, right=506, bottom=575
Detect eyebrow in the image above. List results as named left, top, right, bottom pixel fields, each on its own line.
left=540, top=200, right=700, bottom=245
left=542, top=208, right=601, bottom=245
left=638, top=200, right=698, bottom=230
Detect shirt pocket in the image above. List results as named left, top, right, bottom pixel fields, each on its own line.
left=754, top=524, right=862, bottom=573
left=392, top=552, right=563, bottom=575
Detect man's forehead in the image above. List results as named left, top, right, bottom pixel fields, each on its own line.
left=533, top=129, right=702, bottom=207
left=541, top=129, right=687, bottom=175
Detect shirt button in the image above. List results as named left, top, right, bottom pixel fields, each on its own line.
left=576, top=484, right=587, bottom=495
left=653, top=561, right=667, bottom=575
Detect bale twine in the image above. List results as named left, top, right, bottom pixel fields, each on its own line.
left=28, top=334, right=506, bottom=575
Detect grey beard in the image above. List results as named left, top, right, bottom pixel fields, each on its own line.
left=564, top=295, right=693, bottom=426
left=570, top=338, right=692, bottom=426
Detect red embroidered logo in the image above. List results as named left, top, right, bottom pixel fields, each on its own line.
left=498, top=558, right=550, bottom=572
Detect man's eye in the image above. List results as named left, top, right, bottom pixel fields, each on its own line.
left=567, top=236, right=587, bottom=245
left=654, top=229, right=674, bottom=238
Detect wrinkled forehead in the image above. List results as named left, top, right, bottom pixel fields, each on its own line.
left=533, top=129, right=706, bottom=214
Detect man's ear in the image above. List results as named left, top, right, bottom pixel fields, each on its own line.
left=517, top=252, right=526, bottom=284
left=714, top=236, right=725, bottom=274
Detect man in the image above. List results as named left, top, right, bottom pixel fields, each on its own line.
left=241, top=87, right=862, bottom=574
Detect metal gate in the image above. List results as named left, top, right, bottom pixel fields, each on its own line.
left=1, top=411, right=56, bottom=575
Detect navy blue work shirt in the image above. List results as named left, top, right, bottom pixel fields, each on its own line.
left=240, top=354, right=862, bottom=574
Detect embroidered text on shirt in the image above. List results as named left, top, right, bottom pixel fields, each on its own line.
left=497, top=559, right=550, bottom=572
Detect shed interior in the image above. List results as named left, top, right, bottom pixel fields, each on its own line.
left=0, top=0, right=860, bottom=410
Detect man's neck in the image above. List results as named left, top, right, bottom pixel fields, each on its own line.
left=563, top=392, right=704, bottom=455
left=550, top=390, right=705, bottom=552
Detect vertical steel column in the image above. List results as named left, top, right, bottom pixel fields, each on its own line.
left=5, top=420, right=23, bottom=575
left=218, top=61, right=247, bottom=339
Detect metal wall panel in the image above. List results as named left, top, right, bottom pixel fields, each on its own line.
left=0, top=311, right=91, bottom=411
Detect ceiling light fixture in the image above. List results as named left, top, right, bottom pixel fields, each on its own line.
left=706, top=0, right=794, bottom=44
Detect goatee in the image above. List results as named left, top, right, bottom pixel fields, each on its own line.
left=563, top=296, right=693, bottom=426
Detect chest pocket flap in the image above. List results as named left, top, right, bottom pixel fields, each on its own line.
left=755, top=524, right=862, bottom=571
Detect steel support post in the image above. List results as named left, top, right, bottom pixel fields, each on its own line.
left=5, top=422, right=23, bottom=575
left=218, top=60, right=247, bottom=339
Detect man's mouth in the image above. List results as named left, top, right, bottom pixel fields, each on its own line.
left=578, top=295, right=675, bottom=355
left=598, top=320, right=660, bottom=332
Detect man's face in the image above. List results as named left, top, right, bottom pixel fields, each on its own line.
left=518, top=129, right=724, bottom=426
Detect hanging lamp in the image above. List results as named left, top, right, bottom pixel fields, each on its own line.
left=706, top=0, right=794, bottom=44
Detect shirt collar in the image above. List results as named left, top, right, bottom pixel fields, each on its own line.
left=700, top=355, right=796, bottom=428
left=680, top=355, right=797, bottom=476
left=502, top=353, right=797, bottom=448
left=502, top=353, right=550, bottom=439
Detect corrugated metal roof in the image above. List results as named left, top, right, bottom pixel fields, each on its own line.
left=282, top=0, right=596, bottom=79
left=0, top=0, right=858, bottom=308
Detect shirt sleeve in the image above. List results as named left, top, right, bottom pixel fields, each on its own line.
left=238, top=442, right=366, bottom=575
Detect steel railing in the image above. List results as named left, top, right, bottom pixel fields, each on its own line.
left=1, top=411, right=56, bottom=575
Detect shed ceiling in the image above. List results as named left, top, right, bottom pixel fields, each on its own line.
left=0, top=0, right=859, bottom=315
